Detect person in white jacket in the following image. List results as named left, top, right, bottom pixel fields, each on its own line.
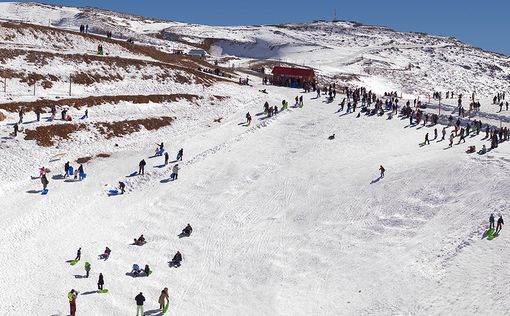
left=171, top=164, right=179, bottom=181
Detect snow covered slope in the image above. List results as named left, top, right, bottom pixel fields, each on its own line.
left=0, top=2, right=509, bottom=316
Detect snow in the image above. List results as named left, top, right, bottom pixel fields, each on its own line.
left=0, top=2, right=509, bottom=315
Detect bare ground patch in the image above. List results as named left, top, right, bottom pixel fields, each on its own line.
left=0, top=94, right=203, bottom=112
left=24, top=123, right=86, bottom=146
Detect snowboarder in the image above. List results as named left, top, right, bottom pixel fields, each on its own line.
left=496, top=215, right=504, bottom=234
left=68, top=289, right=78, bottom=316
left=489, top=213, right=495, bottom=229
left=139, top=159, right=146, bottom=175
left=64, top=161, right=70, bottom=178
left=176, top=148, right=183, bottom=161
left=164, top=151, right=169, bottom=165
left=181, top=224, right=192, bottom=237
left=246, top=112, right=252, bottom=125
left=97, top=273, right=104, bottom=291
left=159, top=287, right=169, bottom=310
left=135, top=292, right=145, bottom=316
left=379, top=165, right=385, bottom=178
left=171, top=164, right=179, bottom=181
left=144, top=264, right=151, bottom=276
left=119, top=181, right=126, bottom=194
left=75, top=248, right=81, bottom=261
left=84, top=262, right=91, bottom=278
left=170, top=251, right=182, bottom=267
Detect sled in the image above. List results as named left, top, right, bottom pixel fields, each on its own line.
left=79, top=172, right=87, bottom=179
left=69, top=166, right=74, bottom=175
left=41, top=189, right=49, bottom=195
left=163, top=302, right=169, bottom=313
left=487, top=228, right=498, bottom=240
left=108, top=189, right=119, bottom=196
left=128, top=171, right=138, bottom=177
left=70, top=259, right=79, bottom=266
left=98, top=289, right=109, bottom=293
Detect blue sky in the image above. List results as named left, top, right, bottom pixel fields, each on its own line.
left=10, top=0, right=510, bottom=55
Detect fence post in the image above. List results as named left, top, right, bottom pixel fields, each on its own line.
left=33, top=82, right=36, bottom=96
left=69, top=75, right=72, bottom=96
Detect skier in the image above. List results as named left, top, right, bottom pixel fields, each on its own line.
left=68, top=289, right=78, bottom=316
left=170, top=251, right=182, bottom=267
left=379, top=165, right=385, bottom=178
left=246, top=112, right=252, bottom=125
left=139, top=159, right=146, bottom=175
left=171, top=164, right=179, bottom=181
left=64, top=161, right=70, bottom=178
left=159, top=287, right=169, bottom=310
left=144, top=264, right=151, bottom=276
left=75, top=248, right=81, bottom=261
left=176, top=148, right=183, bottom=161
left=164, top=151, right=169, bottom=165
left=41, top=174, right=49, bottom=190
left=131, top=264, right=142, bottom=276
left=97, top=273, right=104, bottom=291
left=135, top=292, right=145, bottom=316
left=84, top=261, right=91, bottom=278
left=119, top=181, right=126, bottom=194
left=496, top=215, right=504, bottom=234
left=489, top=213, right=495, bottom=229
left=181, top=224, right=193, bottom=237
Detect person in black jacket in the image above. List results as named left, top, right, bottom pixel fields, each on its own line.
left=139, top=160, right=146, bottom=175
left=135, top=292, right=145, bottom=316
left=64, top=162, right=70, bottom=178
left=97, top=273, right=104, bottom=290
left=170, top=251, right=182, bottom=267
left=496, top=215, right=504, bottom=234
left=182, top=224, right=192, bottom=237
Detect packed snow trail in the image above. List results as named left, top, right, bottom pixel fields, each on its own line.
left=0, top=82, right=509, bottom=315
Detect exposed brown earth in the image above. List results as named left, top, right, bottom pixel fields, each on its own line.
left=76, top=156, right=93, bottom=164
left=24, top=123, right=86, bottom=146
left=0, top=94, right=203, bottom=112
left=94, top=116, right=174, bottom=139
left=24, top=116, right=174, bottom=147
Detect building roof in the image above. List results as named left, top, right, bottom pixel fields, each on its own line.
left=272, top=66, right=315, bottom=77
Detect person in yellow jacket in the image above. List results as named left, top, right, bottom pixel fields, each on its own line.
left=68, top=289, right=78, bottom=316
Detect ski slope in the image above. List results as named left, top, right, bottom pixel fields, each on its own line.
left=1, top=78, right=509, bottom=315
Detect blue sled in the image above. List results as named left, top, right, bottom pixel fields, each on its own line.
left=127, top=171, right=138, bottom=177
left=41, top=189, right=49, bottom=195
left=69, top=166, right=74, bottom=175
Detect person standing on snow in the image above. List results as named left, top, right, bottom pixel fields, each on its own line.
left=449, top=133, right=454, bottom=147
left=424, top=133, right=430, bottom=145
left=496, top=215, right=504, bottom=234
left=176, top=148, right=183, bottom=161
left=441, top=127, right=446, bottom=141
left=171, top=164, right=179, bottom=181
left=246, top=112, right=252, bottom=125
left=68, top=289, right=78, bottom=316
left=84, top=262, right=91, bottom=278
left=75, top=248, right=81, bottom=261
left=489, top=213, right=495, bottom=230
left=97, top=273, right=104, bottom=291
left=379, top=165, right=385, bottom=178
left=41, top=174, right=49, bottom=190
left=119, top=181, right=126, bottom=194
left=159, top=287, right=169, bottom=310
left=139, top=159, right=146, bottom=175
left=64, top=161, right=70, bottom=178
left=135, top=292, right=145, bottom=316
left=164, top=152, right=169, bottom=165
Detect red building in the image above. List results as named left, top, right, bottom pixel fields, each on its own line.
left=271, top=66, right=315, bottom=88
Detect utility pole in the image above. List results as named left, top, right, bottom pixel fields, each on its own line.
left=69, top=75, right=72, bottom=96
